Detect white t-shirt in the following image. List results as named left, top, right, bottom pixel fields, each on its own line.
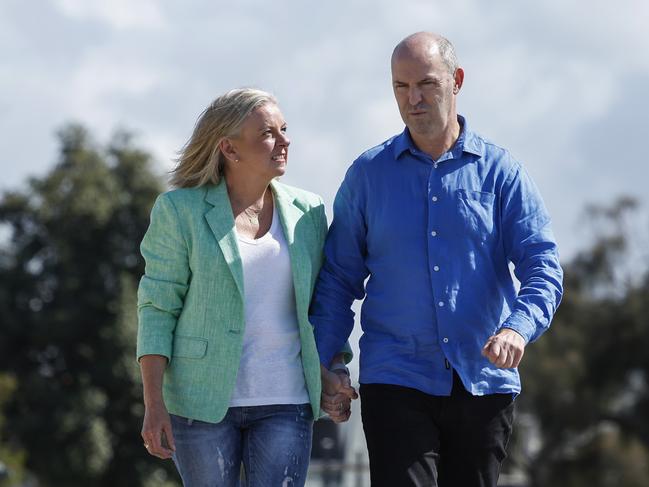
left=229, top=204, right=309, bottom=407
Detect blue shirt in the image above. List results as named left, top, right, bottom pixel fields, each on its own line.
left=310, top=116, right=563, bottom=396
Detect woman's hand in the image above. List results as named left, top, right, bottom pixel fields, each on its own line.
left=141, top=400, right=176, bottom=459
left=139, top=354, right=175, bottom=459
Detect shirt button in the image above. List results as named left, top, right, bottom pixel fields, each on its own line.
left=434, top=163, right=439, bottom=169
left=443, top=337, right=449, bottom=343
left=433, top=265, right=440, bottom=272
left=438, top=301, right=445, bottom=307
left=431, top=230, right=437, bottom=237
left=432, top=196, right=438, bottom=202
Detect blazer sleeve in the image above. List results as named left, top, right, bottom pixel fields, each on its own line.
left=136, top=193, right=191, bottom=361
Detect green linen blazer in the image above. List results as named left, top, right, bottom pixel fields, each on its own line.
left=137, top=179, right=334, bottom=423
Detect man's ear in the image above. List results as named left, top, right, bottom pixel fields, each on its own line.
left=453, top=67, right=465, bottom=94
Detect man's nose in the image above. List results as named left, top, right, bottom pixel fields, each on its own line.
left=408, top=87, right=422, bottom=106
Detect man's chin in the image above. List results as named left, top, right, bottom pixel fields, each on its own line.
left=407, top=120, right=435, bottom=135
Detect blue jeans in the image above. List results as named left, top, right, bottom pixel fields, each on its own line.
left=170, top=403, right=313, bottom=487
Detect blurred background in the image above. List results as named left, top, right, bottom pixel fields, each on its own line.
left=1, top=0, right=648, bottom=486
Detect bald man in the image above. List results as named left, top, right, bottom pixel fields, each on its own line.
left=311, top=32, right=563, bottom=486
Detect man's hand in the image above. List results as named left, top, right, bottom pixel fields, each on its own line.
left=321, top=366, right=358, bottom=423
left=481, top=328, right=526, bottom=369
left=141, top=401, right=176, bottom=460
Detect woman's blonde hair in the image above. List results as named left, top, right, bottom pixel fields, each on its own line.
left=170, top=88, right=277, bottom=188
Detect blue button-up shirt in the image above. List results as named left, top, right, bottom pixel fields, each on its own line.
left=310, top=116, right=563, bottom=396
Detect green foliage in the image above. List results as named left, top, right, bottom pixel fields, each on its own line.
left=0, top=124, right=180, bottom=486
left=0, top=373, right=27, bottom=487
left=513, top=197, right=649, bottom=487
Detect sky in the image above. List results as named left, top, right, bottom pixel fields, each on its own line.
left=1, top=0, right=648, bottom=262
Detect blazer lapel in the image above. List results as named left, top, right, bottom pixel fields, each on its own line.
left=204, top=182, right=245, bottom=300
left=272, top=181, right=311, bottom=321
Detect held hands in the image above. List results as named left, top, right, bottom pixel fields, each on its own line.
left=320, top=365, right=358, bottom=423
left=141, top=400, right=176, bottom=460
left=481, top=328, right=526, bottom=369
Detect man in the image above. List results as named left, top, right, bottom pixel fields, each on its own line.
left=311, top=32, right=563, bottom=487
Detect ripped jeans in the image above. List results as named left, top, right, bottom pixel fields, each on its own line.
left=170, top=404, right=313, bottom=487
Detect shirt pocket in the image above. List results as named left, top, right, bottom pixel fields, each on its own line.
left=172, top=335, right=208, bottom=359
left=455, top=189, right=496, bottom=240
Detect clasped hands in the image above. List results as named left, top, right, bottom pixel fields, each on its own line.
left=320, top=364, right=358, bottom=423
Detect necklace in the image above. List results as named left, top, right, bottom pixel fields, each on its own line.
left=233, top=187, right=268, bottom=226
left=243, top=206, right=262, bottom=225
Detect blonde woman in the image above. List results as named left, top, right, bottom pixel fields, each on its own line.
left=136, top=89, right=354, bottom=486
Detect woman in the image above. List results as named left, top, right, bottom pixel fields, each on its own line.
left=136, top=88, right=353, bottom=486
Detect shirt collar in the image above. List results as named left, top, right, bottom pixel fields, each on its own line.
left=458, top=115, right=484, bottom=157
left=392, top=114, right=484, bottom=161
left=391, top=126, right=416, bottom=159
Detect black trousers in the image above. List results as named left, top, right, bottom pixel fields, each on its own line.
left=360, top=372, right=514, bottom=487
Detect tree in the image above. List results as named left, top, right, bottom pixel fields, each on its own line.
left=0, top=124, right=179, bottom=486
left=0, top=373, right=27, bottom=487
left=511, top=197, right=649, bottom=487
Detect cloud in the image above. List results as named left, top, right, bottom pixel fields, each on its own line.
left=52, top=0, right=167, bottom=30
left=1, top=0, right=647, bottom=259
